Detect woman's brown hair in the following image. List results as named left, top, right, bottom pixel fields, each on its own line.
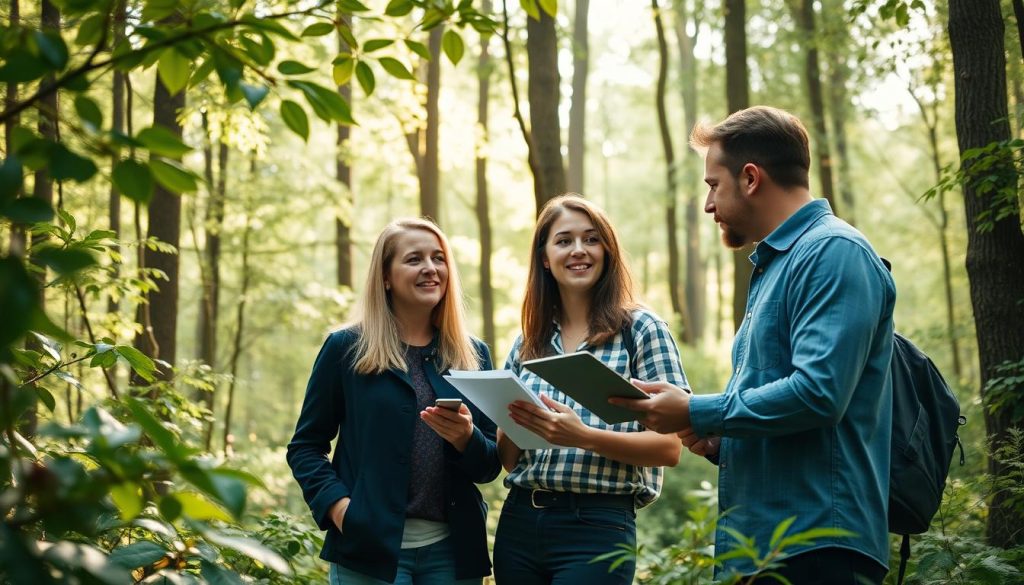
left=519, top=194, right=637, bottom=361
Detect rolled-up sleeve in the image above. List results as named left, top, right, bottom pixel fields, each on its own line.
left=286, top=332, right=350, bottom=530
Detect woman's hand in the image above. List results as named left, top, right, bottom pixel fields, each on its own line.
left=508, top=394, right=594, bottom=449
left=329, top=497, right=351, bottom=532
left=421, top=404, right=475, bottom=452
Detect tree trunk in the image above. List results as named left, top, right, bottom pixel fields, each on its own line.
left=949, top=0, right=1024, bottom=548
left=108, top=0, right=126, bottom=316
left=527, top=9, right=566, bottom=208
left=724, top=0, right=753, bottom=332
left=674, top=0, right=706, bottom=343
left=223, top=158, right=255, bottom=457
left=476, top=1, right=496, bottom=352
left=336, top=21, right=354, bottom=288
left=500, top=0, right=545, bottom=213
left=652, top=0, right=690, bottom=344
left=421, top=26, right=442, bottom=223
left=822, top=0, right=855, bottom=225
left=567, top=0, right=589, bottom=194
left=791, top=0, right=836, bottom=211
left=133, top=69, right=184, bottom=384
left=5, top=0, right=21, bottom=259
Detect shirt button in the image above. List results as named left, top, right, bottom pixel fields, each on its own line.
left=720, top=462, right=728, bottom=469
left=746, top=312, right=752, bottom=319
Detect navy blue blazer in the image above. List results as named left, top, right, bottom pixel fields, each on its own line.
left=286, top=327, right=500, bottom=582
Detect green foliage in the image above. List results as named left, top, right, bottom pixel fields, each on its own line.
left=925, top=138, right=1024, bottom=234
left=983, top=358, right=1024, bottom=422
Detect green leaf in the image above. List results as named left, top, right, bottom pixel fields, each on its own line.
left=90, top=349, right=117, bottom=368
left=115, top=345, right=157, bottom=382
left=149, top=159, right=199, bottom=193
left=355, top=61, right=375, bottom=95
left=3, top=197, right=54, bottom=224
left=289, top=81, right=355, bottom=124
left=378, top=57, right=414, bottom=80
left=362, top=39, right=393, bottom=52
left=110, top=482, right=144, bottom=521
left=339, top=0, right=371, bottom=11
left=75, top=14, right=106, bottom=46
left=159, top=494, right=183, bottom=521
left=240, top=83, right=270, bottom=110
left=302, top=22, right=335, bottom=37
left=333, top=58, right=355, bottom=86
left=0, top=50, right=47, bottom=83
left=199, top=528, right=291, bottom=575
left=0, top=156, right=24, bottom=204
left=108, top=541, right=167, bottom=570
left=338, top=24, right=358, bottom=51
left=175, top=491, right=233, bottom=522
left=50, top=144, right=98, bottom=182
left=34, top=31, right=69, bottom=70
left=74, top=96, right=103, bottom=131
left=213, top=50, right=243, bottom=91
left=157, top=49, right=190, bottom=96
left=538, top=0, right=557, bottom=17
left=200, top=560, right=245, bottom=585
left=385, top=0, right=414, bottom=16
left=404, top=39, right=431, bottom=60
left=277, top=60, right=316, bottom=75
left=180, top=466, right=247, bottom=518
left=35, top=386, right=56, bottom=412
left=769, top=516, right=797, bottom=549
left=112, top=159, right=155, bottom=204
left=137, top=126, right=190, bottom=158
left=125, top=398, right=182, bottom=462
left=280, top=100, right=309, bottom=141
left=33, top=246, right=97, bottom=275
left=441, top=30, right=464, bottom=65
left=520, top=0, right=540, bottom=20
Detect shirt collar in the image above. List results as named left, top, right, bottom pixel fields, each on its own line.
left=760, top=198, right=832, bottom=253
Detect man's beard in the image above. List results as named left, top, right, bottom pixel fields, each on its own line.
left=720, top=224, right=748, bottom=249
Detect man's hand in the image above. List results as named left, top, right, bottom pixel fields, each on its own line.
left=508, top=394, right=594, bottom=449
left=678, top=428, right=720, bottom=457
left=421, top=404, right=475, bottom=452
left=329, top=497, right=351, bottom=532
left=609, top=380, right=692, bottom=434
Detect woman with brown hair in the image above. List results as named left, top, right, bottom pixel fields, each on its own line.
left=493, top=194, right=690, bottom=584
left=287, top=218, right=499, bottom=584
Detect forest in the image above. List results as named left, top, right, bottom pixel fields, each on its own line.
left=1, top=0, right=1023, bottom=582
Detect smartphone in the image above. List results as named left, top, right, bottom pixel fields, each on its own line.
left=434, top=398, right=463, bottom=411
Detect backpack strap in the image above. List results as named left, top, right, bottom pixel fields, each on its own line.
left=897, top=534, right=910, bottom=585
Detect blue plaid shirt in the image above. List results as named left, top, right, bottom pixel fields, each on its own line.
left=503, top=308, right=689, bottom=508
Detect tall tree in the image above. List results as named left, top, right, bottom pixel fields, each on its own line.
left=674, top=0, right=706, bottom=343
left=422, top=26, right=442, bottom=222
left=790, top=0, right=837, bottom=210
left=133, top=70, right=184, bottom=382
left=6, top=0, right=22, bottom=258
left=336, top=17, right=353, bottom=288
left=652, top=0, right=691, bottom=344
left=821, top=0, right=855, bottom=224
left=108, top=0, right=126, bottom=316
left=949, top=0, right=1024, bottom=548
left=527, top=8, right=566, bottom=207
left=723, top=0, right=753, bottom=332
left=567, top=0, right=589, bottom=194
left=476, top=1, right=496, bottom=352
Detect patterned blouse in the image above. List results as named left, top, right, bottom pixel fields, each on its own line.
left=503, top=308, right=690, bottom=508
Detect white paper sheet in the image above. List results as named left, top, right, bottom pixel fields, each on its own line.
left=444, top=369, right=558, bottom=450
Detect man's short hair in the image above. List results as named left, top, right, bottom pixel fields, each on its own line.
left=690, top=106, right=811, bottom=189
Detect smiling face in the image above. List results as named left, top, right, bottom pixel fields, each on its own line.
left=542, top=209, right=606, bottom=297
left=704, top=141, right=755, bottom=249
left=385, top=228, right=448, bottom=316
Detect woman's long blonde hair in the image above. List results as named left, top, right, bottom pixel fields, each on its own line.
left=352, top=218, right=480, bottom=374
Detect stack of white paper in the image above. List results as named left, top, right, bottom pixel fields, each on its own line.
left=444, top=370, right=558, bottom=450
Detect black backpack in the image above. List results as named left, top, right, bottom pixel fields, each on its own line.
left=884, top=282, right=966, bottom=583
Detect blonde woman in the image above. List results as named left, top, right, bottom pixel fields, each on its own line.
left=288, top=218, right=500, bottom=584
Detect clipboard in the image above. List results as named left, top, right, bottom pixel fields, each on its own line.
left=522, top=351, right=650, bottom=424
left=443, top=370, right=559, bottom=450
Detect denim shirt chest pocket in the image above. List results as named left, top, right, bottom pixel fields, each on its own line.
left=745, top=300, right=781, bottom=370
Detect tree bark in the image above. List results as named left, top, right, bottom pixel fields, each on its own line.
left=336, top=14, right=353, bottom=287
left=421, top=26, right=442, bottom=223
left=949, top=0, right=1024, bottom=548
left=108, top=0, right=126, bottom=316
left=5, top=0, right=21, bottom=258
left=652, top=0, right=690, bottom=344
left=476, top=1, right=496, bottom=352
left=567, top=0, right=589, bottom=194
left=791, top=0, right=836, bottom=211
left=724, top=0, right=753, bottom=333
left=223, top=159, right=255, bottom=457
left=500, top=0, right=544, bottom=213
left=133, top=68, right=184, bottom=384
left=527, top=9, right=566, bottom=207
left=674, top=0, right=705, bottom=343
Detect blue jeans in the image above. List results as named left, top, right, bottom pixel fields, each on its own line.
left=493, top=495, right=637, bottom=585
left=329, top=537, right=482, bottom=585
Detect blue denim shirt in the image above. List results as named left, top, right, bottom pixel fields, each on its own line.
left=689, top=199, right=896, bottom=575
